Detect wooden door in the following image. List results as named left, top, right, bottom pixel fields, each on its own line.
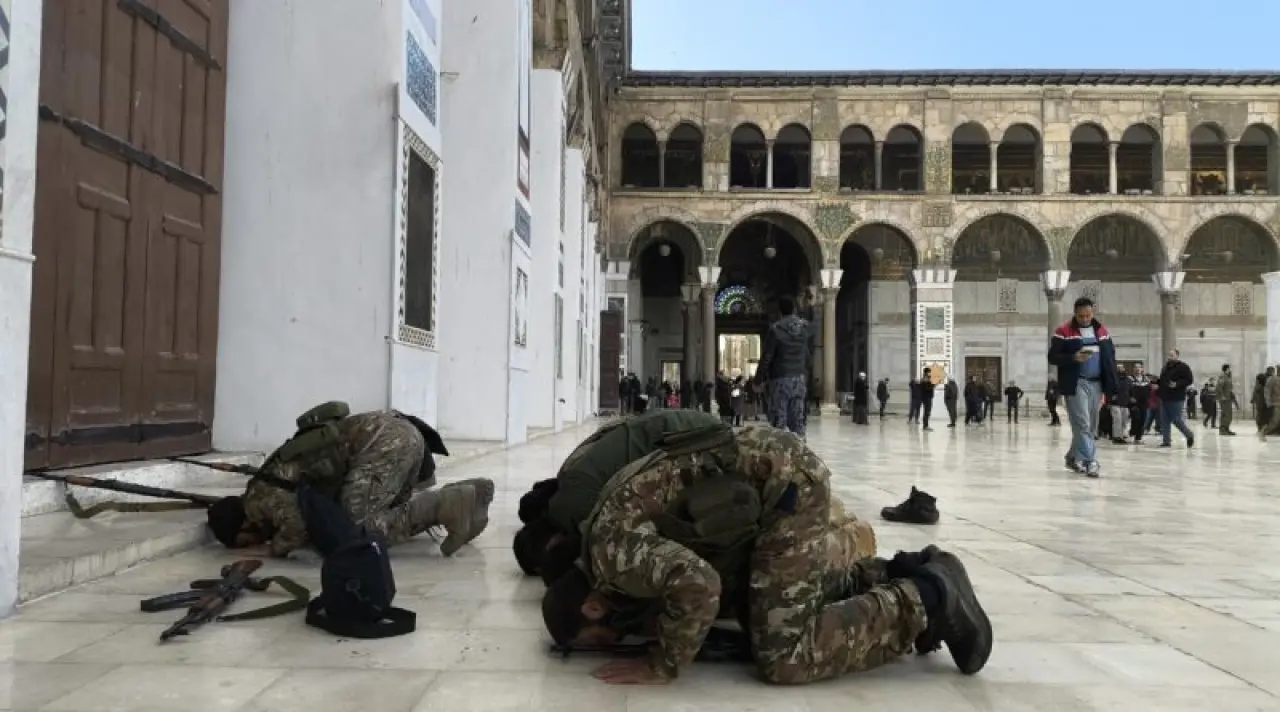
left=26, top=0, right=229, bottom=470
left=598, top=310, right=622, bottom=411
left=965, top=356, right=1002, bottom=392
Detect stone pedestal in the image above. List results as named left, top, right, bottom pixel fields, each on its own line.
left=699, top=266, right=721, bottom=382
left=910, top=267, right=957, bottom=411
left=681, top=291, right=699, bottom=385
left=1151, top=271, right=1186, bottom=358
left=1263, top=272, right=1280, bottom=366
left=820, top=268, right=842, bottom=411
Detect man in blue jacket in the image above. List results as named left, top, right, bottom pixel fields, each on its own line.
left=1047, top=297, right=1118, bottom=478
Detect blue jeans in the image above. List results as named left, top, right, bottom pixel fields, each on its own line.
left=1065, top=379, right=1102, bottom=465
left=1160, top=400, right=1193, bottom=444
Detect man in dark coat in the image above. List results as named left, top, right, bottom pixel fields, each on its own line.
left=852, top=373, right=870, bottom=425
left=1048, top=297, right=1119, bottom=478
left=944, top=379, right=959, bottom=428
left=876, top=379, right=890, bottom=419
left=1157, top=349, right=1195, bottom=448
left=754, top=296, right=814, bottom=437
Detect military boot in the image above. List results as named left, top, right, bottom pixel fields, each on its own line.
left=914, top=550, right=993, bottom=674
left=880, top=487, right=940, bottom=525
left=443, top=478, right=495, bottom=542
left=884, top=545, right=945, bottom=656
left=435, top=484, right=479, bottom=556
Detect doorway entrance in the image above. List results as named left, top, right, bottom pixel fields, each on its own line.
left=719, top=334, right=761, bottom=380
left=965, top=356, right=1003, bottom=390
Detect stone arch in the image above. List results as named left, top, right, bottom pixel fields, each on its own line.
left=882, top=124, right=924, bottom=192
left=835, top=222, right=918, bottom=389
left=841, top=222, right=920, bottom=278
left=1175, top=212, right=1280, bottom=283
left=623, top=211, right=707, bottom=262
left=729, top=122, right=769, bottom=189
left=1069, top=116, right=1120, bottom=142
left=951, top=122, right=992, bottom=195
left=1236, top=123, right=1278, bottom=194
left=620, top=121, right=661, bottom=188
left=1069, top=122, right=1111, bottom=195
left=1190, top=122, right=1229, bottom=196
left=839, top=124, right=876, bottom=190
left=1117, top=123, right=1162, bottom=194
left=991, top=114, right=1044, bottom=142
left=869, top=117, right=923, bottom=143
left=628, top=220, right=705, bottom=294
left=721, top=207, right=824, bottom=272
left=1067, top=212, right=1170, bottom=281
left=717, top=212, right=822, bottom=313
left=949, top=213, right=1051, bottom=281
left=774, top=123, right=813, bottom=189
left=997, top=123, right=1041, bottom=193
left=665, top=122, right=704, bottom=189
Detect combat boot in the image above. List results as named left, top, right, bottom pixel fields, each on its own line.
left=914, top=550, right=993, bottom=675
left=435, top=484, right=478, bottom=556
left=883, top=546, right=945, bottom=656
left=443, top=478, right=495, bottom=542
left=880, top=487, right=940, bottom=525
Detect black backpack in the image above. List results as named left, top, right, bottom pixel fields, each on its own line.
left=296, top=484, right=416, bottom=638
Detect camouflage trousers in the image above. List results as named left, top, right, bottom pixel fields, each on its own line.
left=827, top=497, right=878, bottom=565
left=749, top=475, right=927, bottom=685
left=340, top=417, right=424, bottom=526
left=365, top=478, right=495, bottom=545
left=767, top=376, right=809, bottom=438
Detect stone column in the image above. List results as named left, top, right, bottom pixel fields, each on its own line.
left=1108, top=141, right=1119, bottom=194
left=873, top=141, right=884, bottom=190
left=681, top=287, right=699, bottom=386
left=1226, top=140, right=1237, bottom=195
left=699, top=266, right=721, bottom=382
left=1263, top=272, right=1280, bottom=366
left=766, top=140, right=775, bottom=189
left=1151, top=271, right=1186, bottom=358
left=820, top=268, right=842, bottom=413
left=910, top=267, right=958, bottom=415
left=657, top=140, right=667, bottom=189
left=1041, top=270, right=1071, bottom=378
left=989, top=142, right=999, bottom=193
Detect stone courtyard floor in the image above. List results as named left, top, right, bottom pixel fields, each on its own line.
left=3, top=415, right=1280, bottom=711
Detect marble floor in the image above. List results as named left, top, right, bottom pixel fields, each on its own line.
left=3, top=415, right=1280, bottom=711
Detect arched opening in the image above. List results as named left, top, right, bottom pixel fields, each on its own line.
left=951, top=215, right=1050, bottom=281
left=837, top=225, right=918, bottom=391
left=1069, top=123, right=1109, bottom=195
left=716, top=216, right=820, bottom=374
left=883, top=124, right=923, bottom=192
left=630, top=221, right=703, bottom=384
left=839, top=125, right=876, bottom=191
left=665, top=122, right=703, bottom=189
left=1183, top=216, right=1279, bottom=284
left=1117, top=123, right=1161, bottom=195
left=997, top=124, right=1041, bottom=194
left=1068, top=214, right=1165, bottom=282
left=729, top=124, right=768, bottom=189
left=951, top=122, right=992, bottom=195
left=773, top=123, right=813, bottom=189
left=620, top=122, right=660, bottom=188
left=1236, top=124, right=1277, bottom=195
left=1190, top=123, right=1228, bottom=196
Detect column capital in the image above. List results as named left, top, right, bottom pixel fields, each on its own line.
left=1262, top=271, right=1280, bottom=286
left=605, top=260, right=631, bottom=279
left=679, top=282, right=701, bottom=306
left=820, top=268, right=844, bottom=291
left=1108, top=141, right=1120, bottom=150
left=698, top=265, right=721, bottom=289
left=910, top=267, right=957, bottom=288
left=1040, top=269, right=1071, bottom=298
left=1151, top=270, right=1186, bottom=294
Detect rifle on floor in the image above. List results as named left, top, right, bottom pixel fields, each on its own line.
left=26, top=471, right=224, bottom=519
left=166, top=456, right=262, bottom=476
left=143, top=559, right=310, bottom=642
left=550, top=628, right=753, bottom=663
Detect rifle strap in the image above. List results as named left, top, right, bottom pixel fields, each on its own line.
left=216, top=576, right=312, bottom=621
left=65, top=493, right=208, bottom=519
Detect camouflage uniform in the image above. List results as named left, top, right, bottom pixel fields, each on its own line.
left=242, top=411, right=425, bottom=556
left=584, top=425, right=907, bottom=683
left=766, top=376, right=808, bottom=437
left=365, top=477, right=495, bottom=546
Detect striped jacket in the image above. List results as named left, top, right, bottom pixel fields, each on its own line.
left=1048, top=319, right=1119, bottom=397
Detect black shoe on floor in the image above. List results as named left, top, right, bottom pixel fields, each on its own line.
left=918, top=550, right=993, bottom=675
left=1188, top=434, right=1195, bottom=449
left=881, top=487, right=940, bottom=525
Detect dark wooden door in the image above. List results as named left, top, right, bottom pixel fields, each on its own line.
left=26, top=0, right=228, bottom=470
left=598, top=310, right=622, bottom=411
left=965, top=357, right=1003, bottom=392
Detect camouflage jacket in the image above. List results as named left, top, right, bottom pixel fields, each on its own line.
left=583, top=425, right=826, bottom=678
left=242, top=410, right=418, bottom=556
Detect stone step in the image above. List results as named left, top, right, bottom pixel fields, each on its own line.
left=17, top=426, right=566, bottom=604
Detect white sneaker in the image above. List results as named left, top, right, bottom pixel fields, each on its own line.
left=1084, top=461, right=1101, bottom=478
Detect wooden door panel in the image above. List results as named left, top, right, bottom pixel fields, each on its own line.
left=599, top=310, right=622, bottom=410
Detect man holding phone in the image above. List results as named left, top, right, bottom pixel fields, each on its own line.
left=1048, top=297, right=1119, bottom=478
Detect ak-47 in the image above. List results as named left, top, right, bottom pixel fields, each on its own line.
left=26, top=471, right=223, bottom=519
left=142, top=560, right=310, bottom=642
left=166, top=456, right=261, bottom=476
left=550, top=628, right=753, bottom=663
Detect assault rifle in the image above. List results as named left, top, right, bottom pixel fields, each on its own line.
left=26, top=471, right=222, bottom=519
left=166, top=456, right=262, bottom=476
left=144, top=560, right=310, bottom=642
left=550, top=627, right=752, bottom=663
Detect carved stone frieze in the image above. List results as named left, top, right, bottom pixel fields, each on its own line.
left=925, top=143, right=951, bottom=194
left=705, top=129, right=730, bottom=163
left=921, top=202, right=953, bottom=229
left=814, top=202, right=860, bottom=241
left=692, top=221, right=725, bottom=250
left=813, top=175, right=839, bottom=195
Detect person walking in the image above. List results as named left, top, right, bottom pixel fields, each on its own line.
left=1045, top=379, right=1061, bottom=426
left=1215, top=365, right=1238, bottom=436
left=1004, top=382, right=1024, bottom=424
left=1200, top=380, right=1218, bottom=429
left=1157, top=349, right=1195, bottom=448
left=754, top=296, right=813, bottom=437
left=1252, top=370, right=1270, bottom=432
left=964, top=377, right=981, bottom=426
left=1107, top=364, right=1132, bottom=444
left=944, top=378, right=959, bottom=428
left=851, top=372, right=870, bottom=425
left=1048, top=297, right=1118, bottom=478
left=907, top=378, right=921, bottom=424
left=1263, top=367, right=1280, bottom=437
left=918, top=368, right=936, bottom=431
left=876, top=378, right=890, bottom=419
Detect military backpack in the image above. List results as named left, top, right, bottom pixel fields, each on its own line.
left=256, top=401, right=353, bottom=498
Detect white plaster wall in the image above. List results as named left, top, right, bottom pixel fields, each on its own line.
left=438, top=0, right=519, bottom=442
left=0, top=0, right=40, bottom=618
left=215, top=0, right=399, bottom=451
left=561, top=148, right=587, bottom=425
left=527, top=69, right=563, bottom=430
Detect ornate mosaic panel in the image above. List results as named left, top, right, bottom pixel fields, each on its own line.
left=996, top=279, right=1019, bottom=313
left=921, top=202, right=953, bottom=228
left=925, top=337, right=945, bottom=357
left=406, top=32, right=438, bottom=125
left=514, top=201, right=532, bottom=245
left=1232, top=282, right=1254, bottom=316
left=397, top=124, right=441, bottom=351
